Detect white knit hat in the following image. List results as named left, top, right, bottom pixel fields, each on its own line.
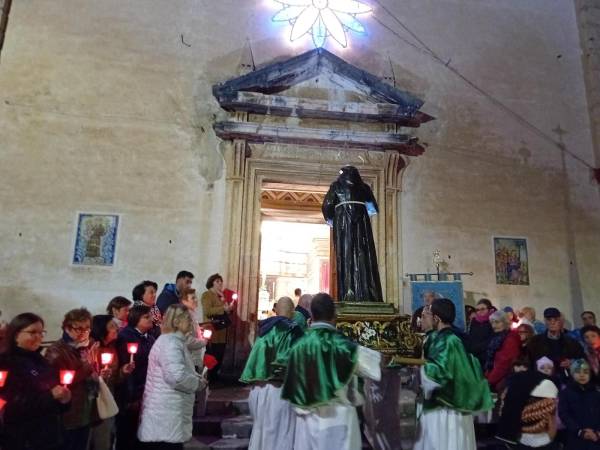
left=530, top=379, right=558, bottom=398
left=536, top=356, right=554, bottom=370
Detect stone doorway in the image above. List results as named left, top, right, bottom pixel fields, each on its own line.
left=258, top=183, right=331, bottom=318
left=212, top=48, right=433, bottom=373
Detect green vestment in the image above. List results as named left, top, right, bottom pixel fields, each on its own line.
left=292, top=310, right=308, bottom=330
left=423, top=328, right=493, bottom=413
left=281, top=324, right=358, bottom=408
left=240, top=320, right=303, bottom=383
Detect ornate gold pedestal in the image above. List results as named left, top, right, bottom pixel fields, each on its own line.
left=336, top=302, right=424, bottom=365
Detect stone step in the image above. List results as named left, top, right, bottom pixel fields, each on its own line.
left=208, top=437, right=250, bottom=450
left=194, top=414, right=238, bottom=436
left=206, top=399, right=237, bottom=415
left=221, top=415, right=253, bottom=439
left=185, top=436, right=212, bottom=450
left=231, top=399, right=250, bottom=415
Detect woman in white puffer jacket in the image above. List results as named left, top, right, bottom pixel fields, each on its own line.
left=138, top=304, right=203, bottom=449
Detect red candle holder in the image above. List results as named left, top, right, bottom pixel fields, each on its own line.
left=60, top=370, right=75, bottom=387
left=0, top=370, right=8, bottom=388
left=100, top=352, right=114, bottom=368
left=127, top=342, right=139, bottom=363
left=0, top=396, right=6, bottom=411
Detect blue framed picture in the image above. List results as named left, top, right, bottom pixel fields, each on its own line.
left=73, top=214, right=119, bottom=266
left=411, top=281, right=465, bottom=330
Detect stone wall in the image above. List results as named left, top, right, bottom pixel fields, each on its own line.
left=0, top=0, right=599, bottom=337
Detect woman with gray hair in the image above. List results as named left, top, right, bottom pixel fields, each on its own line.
left=137, top=304, right=204, bottom=449
left=484, top=310, right=521, bottom=392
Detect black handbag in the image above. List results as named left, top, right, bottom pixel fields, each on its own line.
left=210, top=313, right=232, bottom=330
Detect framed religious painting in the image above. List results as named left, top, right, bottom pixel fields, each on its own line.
left=72, top=213, right=119, bottom=266
left=493, top=237, right=529, bottom=286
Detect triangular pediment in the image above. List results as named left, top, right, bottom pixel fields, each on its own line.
left=213, top=48, right=433, bottom=126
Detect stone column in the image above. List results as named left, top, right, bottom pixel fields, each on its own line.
left=384, top=151, right=408, bottom=308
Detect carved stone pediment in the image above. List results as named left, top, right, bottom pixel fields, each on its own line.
left=213, top=48, right=434, bottom=155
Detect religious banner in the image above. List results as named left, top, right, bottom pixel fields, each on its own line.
left=493, top=237, right=530, bottom=285
left=410, top=281, right=465, bottom=330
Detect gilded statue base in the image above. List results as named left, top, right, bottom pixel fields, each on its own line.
left=336, top=302, right=424, bottom=365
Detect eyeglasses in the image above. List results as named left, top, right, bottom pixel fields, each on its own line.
left=70, top=326, right=91, bottom=333
left=21, top=330, right=47, bottom=337
left=476, top=307, right=488, bottom=312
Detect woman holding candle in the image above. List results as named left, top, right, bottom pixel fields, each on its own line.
left=200, top=274, right=233, bottom=383
left=89, top=315, right=135, bottom=450
left=45, top=308, right=98, bottom=450
left=180, top=287, right=208, bottom=370
left=115, top=305, right=155, bottom=450
left=0, top=313, right=71, bottom=450
left=138, top=304, right=204, bottom=449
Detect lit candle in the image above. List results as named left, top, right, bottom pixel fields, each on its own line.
left=202, top=329, right=213, bottom=340
left=100, top=352, right=113, bottom=369
left=60, top=370, right=75, bottom=387
left=232, top=293, right=238, bottom=301
left=0, top=371, right=8, bottom=388
left=127, top=343, right=138, bottom=364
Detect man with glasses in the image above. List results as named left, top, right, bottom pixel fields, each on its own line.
left=411, top=290, right=440, bottom=332
left=46, top=308, right=98, bottom=450
left=414, top=298, right=492, bottom=450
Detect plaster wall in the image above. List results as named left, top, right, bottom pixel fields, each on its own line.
left=0, top=0, right=599, bottom=337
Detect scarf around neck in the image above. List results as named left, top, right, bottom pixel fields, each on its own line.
left=473, top=310, right=493, bottom=324
left=485, top=330, right=509, bottom=372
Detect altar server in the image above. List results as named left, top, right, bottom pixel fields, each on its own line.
left=414, top=298, right=493, bottom=450
left=240, top=296, right=303, bottom=450
left=282, top=292, right=382, bottom=450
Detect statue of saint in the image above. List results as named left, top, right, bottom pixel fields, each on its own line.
left=322, top=166, right=383, bottom=302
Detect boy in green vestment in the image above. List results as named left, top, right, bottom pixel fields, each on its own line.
left=414, top=298, right=493, bottom=450
left=240, top=296, right=303, bottom=450
left=282, top=293, right=381, bottom=450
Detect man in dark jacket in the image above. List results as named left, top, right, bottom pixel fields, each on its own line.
left=156, top=270, right=194, bottom=315
left=528, top=307, right=584, bottom=380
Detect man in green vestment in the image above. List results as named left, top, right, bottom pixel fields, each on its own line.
left=282, top=293, right=381, bottom=450
left=240, top=296, right=304, bottom=450
left=414, top=298, right=493, bottom=450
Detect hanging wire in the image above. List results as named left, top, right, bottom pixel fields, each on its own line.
left=371, top=0, right=596, bottom=171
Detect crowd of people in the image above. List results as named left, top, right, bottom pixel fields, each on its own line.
left=1, top=272, right=599, bottom=450
left=0, top=270, right=233, bottom=450
left=414, top=293, right=600, bottom=450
